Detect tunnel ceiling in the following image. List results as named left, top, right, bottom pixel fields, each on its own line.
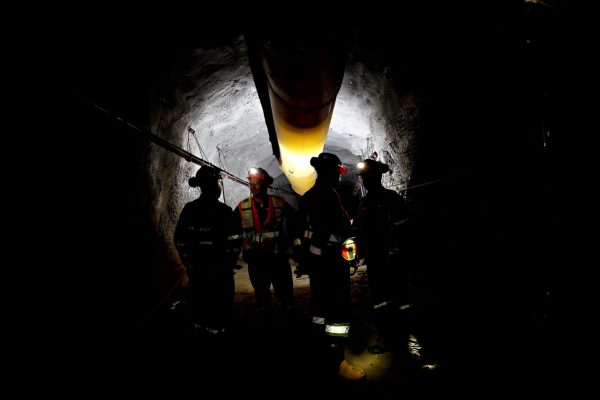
left=145, top=33, right=418, bottom=235
left=66, top=1, right=578, bottom=239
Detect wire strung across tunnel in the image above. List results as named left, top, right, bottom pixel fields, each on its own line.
left=84, top=98, right=295, bottom=195
left=83, top=97, right=465, bottom=198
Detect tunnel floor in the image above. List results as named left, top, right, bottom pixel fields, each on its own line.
left=129, top=262, right=568, bottom=397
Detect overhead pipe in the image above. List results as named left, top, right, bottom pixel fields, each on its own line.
left=246, top=28, right=349, bottom=195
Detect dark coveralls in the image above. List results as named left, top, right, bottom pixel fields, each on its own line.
left=233, top=195, right=294, bottom=315
left=355, top=187, right=409, bottom=306
left=174, top=194, right=239, bottom=333
left=355, top=187, right=412, bottom=351
left=298, top=182, right=353, bottom=338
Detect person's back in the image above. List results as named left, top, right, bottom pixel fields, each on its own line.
left=175, top=196, right=234, bottom=268
left=356, top=187, right=407, bottom=259
left=354, top=159, right=407, bottom=258
left=174, top=166, right=237, bottom=336
left=353, top=159, right=411, bottom=355
left=293, top=152, right=366, bottom=381
left=354, top=159, right=439, bottom=369
left=301, top=181, right=352, bottom=250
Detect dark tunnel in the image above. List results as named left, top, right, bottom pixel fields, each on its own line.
left=50, top=1, right=590, bottom=396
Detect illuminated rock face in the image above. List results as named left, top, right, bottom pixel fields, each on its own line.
left=149, top=35, right=417, bottom=237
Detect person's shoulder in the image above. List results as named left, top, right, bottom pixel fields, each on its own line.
left=207, top=201, right=232, bottom=220
left=176, top=202, right=192, bottom=216
left=236, top=196, right=251, bottom=207
left=301, top=187, right=314, bottom=198
left=217, top=201, right=233, bottom=213
left=301, top=187, right=320, bottom=203
left=187, top=197, right=203, bottom=208
left=180, top=198, right=204, bottom=215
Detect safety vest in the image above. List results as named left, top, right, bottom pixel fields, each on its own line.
left=238, top=195, right=285, bottom=253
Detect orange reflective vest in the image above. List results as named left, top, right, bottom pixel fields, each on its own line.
left=238, top=195, right=285, bottom=253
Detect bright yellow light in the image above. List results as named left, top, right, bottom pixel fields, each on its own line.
left=273, top=111, right=333, bottom=195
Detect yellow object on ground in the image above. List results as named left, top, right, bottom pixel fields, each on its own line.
left=339, top=359, right=366, bottom=380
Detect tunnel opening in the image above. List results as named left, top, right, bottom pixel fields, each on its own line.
left=58, top=3, right=585, bottom=393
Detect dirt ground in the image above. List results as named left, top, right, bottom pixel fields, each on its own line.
left=130, top=259, right=566, bottom=398
left=131, top=261, right=455, bottom=398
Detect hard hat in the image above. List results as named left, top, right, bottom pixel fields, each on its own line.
left=189, top=165, right=222, bottom=188
left=356, top=159, right=389, bottom=176
left=247, top=167, right=274, bottom=185
left=310, top=152, right=348, bottom=175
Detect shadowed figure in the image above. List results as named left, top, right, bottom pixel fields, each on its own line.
left=293, top=152, right=366, bottom=380
left=174, top=166, right=240, bottom=336
left=355, top=158, right=440, bottom=369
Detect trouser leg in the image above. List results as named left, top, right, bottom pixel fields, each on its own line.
left=270, top=254, right=295, bottom=310
left=248, top=260, right=272, bottom=313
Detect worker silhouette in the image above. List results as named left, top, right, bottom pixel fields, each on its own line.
left=293, top=152, right=366, bottom=380
left=174, top=166, right=240, bottom=336
left=354, top=159, right=439, bottom=369
left=233, top=167, right=295, bottom=322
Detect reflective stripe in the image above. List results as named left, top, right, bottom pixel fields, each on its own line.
left=261, top=231, right=279, bottom=239
left=193, top=323, right=225, bottom=335
left=227, top=235, right=240, bottom=240
left=394, top=218, right=408, bottom=226
left=312, top=316, right=325, bottom=325
left=239, top=198, right=254, bottom=230
left=373, top=301, right=392, bottom=310
left=248, top=231, right=279, bottom=240
left=407, top=334, right=422, bottom=359
left=309, top=245, right=322, bottom=256
left=198, top=241, right=212, bottom=245
left=242, top=231, right=281, bottom=253
left=325, top=323, right=350, bottom=337
left=304, top=230, right=313, bottom=238
left=293, top=238, right=302, bottom=246
left=398, top=303, right=413, bottom=311
left=329, top=234, right=342, bottom=243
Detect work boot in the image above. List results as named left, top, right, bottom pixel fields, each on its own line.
left=339, top=359, right=366, bottom=380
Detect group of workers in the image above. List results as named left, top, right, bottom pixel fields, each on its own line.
left=174, top=152, right=430, bottom=381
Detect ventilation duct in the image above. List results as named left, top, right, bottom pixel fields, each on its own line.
left=246, top=29, right=349, bottom=194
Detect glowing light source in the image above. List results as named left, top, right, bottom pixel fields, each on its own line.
left=341, top=237, right=357, bottom=261
left=274, top=114, right=333, bottom=195
left=251, top=32, right=348, bottom=196
left=357, top=161, right=366, bottom=171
